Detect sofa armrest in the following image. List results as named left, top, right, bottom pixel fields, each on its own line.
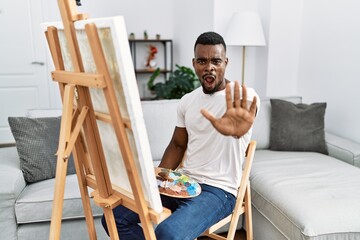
left=0, top=147, right=27, bottom=239
left=325, top=132, right=360, bottom=167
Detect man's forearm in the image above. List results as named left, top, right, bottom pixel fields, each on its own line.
left=158, top=143, right=186, bottom=170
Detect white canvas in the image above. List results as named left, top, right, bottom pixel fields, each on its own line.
left=41, top=16, right=163, bottom=213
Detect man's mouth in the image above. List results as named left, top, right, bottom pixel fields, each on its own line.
left=203, top=74, right=215, bottom=84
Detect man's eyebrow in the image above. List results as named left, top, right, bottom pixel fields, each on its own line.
left=196, top=57, right=222, bottom=60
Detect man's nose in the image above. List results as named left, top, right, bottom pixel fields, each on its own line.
left=205, top=62, right=215, bottom=71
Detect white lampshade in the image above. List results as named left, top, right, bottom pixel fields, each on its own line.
left=225, top=11, right=266, bottom=46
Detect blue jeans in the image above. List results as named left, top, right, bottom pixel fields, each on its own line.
left=101, top=184, right=235, bottom=240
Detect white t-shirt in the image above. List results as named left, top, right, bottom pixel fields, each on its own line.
left=177, top=82, right=260, bottom=196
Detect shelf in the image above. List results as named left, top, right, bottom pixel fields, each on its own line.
left=129, top=39, right=172, bottom=42
left=128, top=39, right=173, bottom=99
left=128, top=39, right=173, bottom=74
left=135, top=69, right=171, bottom=74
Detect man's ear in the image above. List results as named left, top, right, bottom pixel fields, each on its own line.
left=192, top=58, right=195, bottom=67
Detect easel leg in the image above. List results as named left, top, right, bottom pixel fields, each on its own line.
left=49, top=84, right=75, bottom=240
left=103, top=207, right=120, bottom=240
left=73, top=109, right=97, bottom=240
left=244, top=183, right=253, bottom=240
left=72, top=142, right=97, bottom=240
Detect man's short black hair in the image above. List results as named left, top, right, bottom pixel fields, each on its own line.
left=194, top=31, right=226, bottom=52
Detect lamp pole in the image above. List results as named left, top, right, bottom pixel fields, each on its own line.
left=241, top=46, right=246, bottom=86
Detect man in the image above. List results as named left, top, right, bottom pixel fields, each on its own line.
left=102, top=31, right=259, bottom=240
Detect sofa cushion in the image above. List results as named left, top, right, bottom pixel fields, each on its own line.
left=251, top=150, right=360, bottom=239
left=15, top=174, right=103, bottom=224
left=17, top=216, right=108, bottom=240
left=252, top=97, right=302, bottom=150
left=141, top=100, right=179, bottom=161
left=325, top=132, right=360, bottom=167
left=8, top=117, right=75, bottom=183
left=26, top=108, right=62, bottom=118
left=269, top=99, right=328, bottom=154
left=0, top=147, right=26, bottom=240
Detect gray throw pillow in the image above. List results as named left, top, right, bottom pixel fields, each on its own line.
left=269, top=99, right=328, bottom=154
left=8, top=117, right=76, bottom=183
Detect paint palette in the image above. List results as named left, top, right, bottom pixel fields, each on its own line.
left=155, top=167, right=201, bottom=198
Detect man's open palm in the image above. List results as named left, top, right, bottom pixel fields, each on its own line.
left=200, top=81, right=257, bottom=138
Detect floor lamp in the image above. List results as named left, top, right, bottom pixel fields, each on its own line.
left=225, top=11, right=266, bottom=85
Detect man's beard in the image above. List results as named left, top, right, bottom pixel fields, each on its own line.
left=202, top=79, right=224, bottom=95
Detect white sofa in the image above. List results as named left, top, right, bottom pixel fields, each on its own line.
left=250, top=97, right=360, bottom=240
left=1, top=97, right=360, bottom=240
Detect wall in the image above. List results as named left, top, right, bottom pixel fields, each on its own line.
left=43, top=0, right=174, bottom=38
left=265, top=0, right=303, bottom=97
left=297, top=0, right=360, bottom=143
left=172, top=0, right=214, bottom=68
left=258, top=0, right=360, bottom=143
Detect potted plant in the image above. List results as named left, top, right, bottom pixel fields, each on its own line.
left=147, top=64, right=200, bottom=99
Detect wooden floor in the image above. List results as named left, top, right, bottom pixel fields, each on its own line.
left=198, top=229, right=246, bottom=240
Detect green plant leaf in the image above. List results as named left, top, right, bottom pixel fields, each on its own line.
left=147, top=64, right=199, bottom=99
left=147, top=68, right=161, bottom=91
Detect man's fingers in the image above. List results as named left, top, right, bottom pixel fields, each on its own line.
left=234, top=81, right=240, bottom=108
left=200, top=109, right=217, bottom=124
left=249, top=96, right=258, bottom=116
left=200, top=109, right=221, bottom=131
left=225, top=83, right=232, bottom=110
left=241, top=84, right=248, bottom=109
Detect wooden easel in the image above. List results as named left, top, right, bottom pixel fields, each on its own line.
left=44, top=0, right=170, bottom=239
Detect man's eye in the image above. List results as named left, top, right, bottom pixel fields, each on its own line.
left=197, top=59, right=206, bottom=65
left=212, top=59, right=222, bottom=65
